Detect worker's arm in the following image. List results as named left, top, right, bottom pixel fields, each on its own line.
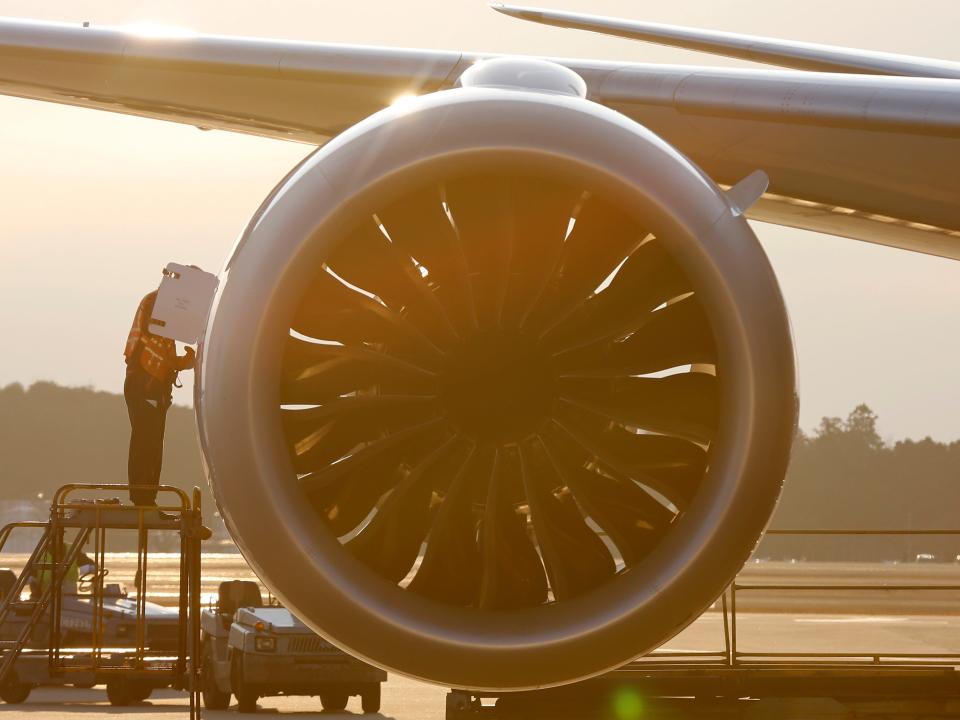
left=175, top=346, right=196, bottom=371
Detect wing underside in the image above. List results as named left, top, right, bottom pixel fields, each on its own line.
left=0, top=15, right=958, bottom=258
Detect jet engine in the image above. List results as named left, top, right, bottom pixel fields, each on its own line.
left=197, top=59, right=796, bottom=691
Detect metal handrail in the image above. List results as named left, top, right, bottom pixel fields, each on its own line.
left=0, top=522, right=47, bottom=556
left=52, top=483, right=191, bottom=512
left=765, top=529, right=960, bottom=535
left=0, top=483, right=205, bottom=718
left=720, top=528, right=960, bottom=668
left=736, top=652, right=960, bottom=659
left=735, top=584, right=960, bottom=591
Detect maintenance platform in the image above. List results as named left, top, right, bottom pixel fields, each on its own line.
left=0, top=483, right=206, bottom=717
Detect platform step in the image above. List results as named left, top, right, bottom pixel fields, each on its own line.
left=9, top=601, right=40, bottom=612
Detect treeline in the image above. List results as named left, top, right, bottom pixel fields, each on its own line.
left=0, top=381, right=217, bottom=522
left=1, top=383, right=958, bottom=562
left=760, top=405, right=960, bottom=562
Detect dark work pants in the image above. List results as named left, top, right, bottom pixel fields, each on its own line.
left=123, top=375, right=169, bottom=506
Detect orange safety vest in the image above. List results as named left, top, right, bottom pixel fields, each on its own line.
left=124, top=292, right=179, bottom=389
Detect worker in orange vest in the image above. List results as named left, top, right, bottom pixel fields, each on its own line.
left=123, top=288, right=196, bottom=507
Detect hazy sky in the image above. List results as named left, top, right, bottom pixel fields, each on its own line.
left=1, top=0, right=958, bottom=442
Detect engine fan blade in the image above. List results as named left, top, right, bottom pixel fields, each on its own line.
left=376, top=185, right=477, bottom=334
left=539, top=429, right=675, bottom=566
left=407, top=446, right=487, bottom=605
left=301, top=419, right=449, bottom=536
left=444, top=175, right=515, bottom=330
left=292, top=266, right=444, bottom=367
left=500, top=181, right=581, bottom=329
left=559, top=371, right=718, bottom=445
left=282, top=395, right=441, bottom=475
left=519, top=442, right=616, bottom=600
left=551, top=408, right=704, bottom=509
left=281, top=337, right=438, bottom=404
left=326, top=215, right=458, bottom=345
left=523, top=193, right=647, bottom=336
left=558, top=295, right=715, bottom=376
left=478, top=451, right=549, bottom=609
left=346, top=436, right=465, bottom=583
left=545, top=240, right=691, bottom=355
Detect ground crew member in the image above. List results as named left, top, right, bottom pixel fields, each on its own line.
left=28, top=541, right=88, bottom=597
left=123, top=286, right=196, bottom=507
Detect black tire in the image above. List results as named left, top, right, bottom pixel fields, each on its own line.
left=105, top=680, right=132, bottom=706
left=0, top=569, right=17, bottom=601
left=201, top=639, right=231, bottom=710
left=0, top=681, right=31, bottom=704
left=320, top=689, right=349, bottom=711
left=445, top=691, right=473, bottom=720
left=361, top=683, right=381, bottom=713
left=235, top=686, right=258, bottom=714
left=231, top=653, right=258, bottom=713
left=106, top=678, right=151, bottom=706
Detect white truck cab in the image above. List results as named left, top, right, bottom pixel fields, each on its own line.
left=200, top=581, right=385, bottom=713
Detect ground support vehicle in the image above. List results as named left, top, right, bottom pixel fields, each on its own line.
left=201, top=580, right=386, bottom=713
left=7, top=648, right=186, bottom=704
left=0, top=483, right=206, bottom=718
left=0, top=572, right=182, bottom=652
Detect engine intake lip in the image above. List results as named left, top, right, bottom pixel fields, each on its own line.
left=198, top=88, right=796, bottom=691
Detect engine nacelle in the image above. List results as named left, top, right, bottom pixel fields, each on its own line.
left=197, top=63, right=796, bottom=691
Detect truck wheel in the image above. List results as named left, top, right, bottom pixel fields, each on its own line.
left=361, top=683, right=381, bottom=713
left=106, top=679, right=131, bottom=706
left=0, top=681, right=31, bottom=704
left=106, top=678, right=151, bottom=706
left=235, top=684, right=258, bottom=714
left=320, top=689, right=349, bottom=711
left=231, top=653, right=258, bottom=713
left=0, top=569, right=17, bottom=601
left=445, top=690, right=474, bottom=720
left=201, top=639, right=231, bottom=710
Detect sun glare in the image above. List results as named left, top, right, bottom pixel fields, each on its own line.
left=125, top=22, right=197, bottom=39
left=390, top=94, right=419, bottom=108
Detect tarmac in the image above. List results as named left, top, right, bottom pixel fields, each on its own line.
left=1, top=555, right=959, bottom=717
left=10, top=674, right=447, bottom=718
left=8, top=611, right=960, bottom=718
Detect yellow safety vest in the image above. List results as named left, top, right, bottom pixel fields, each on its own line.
left=38, top=548, right=79, bottom=594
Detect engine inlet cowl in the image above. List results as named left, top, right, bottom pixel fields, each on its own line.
left=198, top=86, right=796, bottom=691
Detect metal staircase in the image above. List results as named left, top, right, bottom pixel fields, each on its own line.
left=0, top=484, right=206, bottom=717
left=0, top=521, right=92, bottom=686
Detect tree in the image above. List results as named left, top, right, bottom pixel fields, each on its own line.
left=816, top=416, right=844, bottom=438
left=761, top=403, right=960, bottom=562
left=844, top=403, right=883, bottom=451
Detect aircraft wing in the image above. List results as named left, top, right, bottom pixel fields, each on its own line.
left=493, top=4, right=960, bottom=79
left=0, top=17, right=466, bottom=142
left=1, top=15, right=958, bottom=259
